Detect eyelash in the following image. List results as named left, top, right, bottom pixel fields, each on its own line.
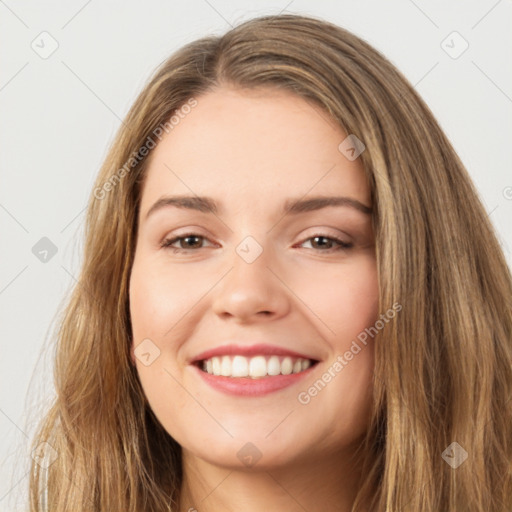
left=160, top=233, right=354, bottom=254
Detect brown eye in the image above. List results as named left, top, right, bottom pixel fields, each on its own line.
left=299, top=235, right=353, bottom=252
left=160, top=233, right=353, bottom=254
left=161, top=234, right=209, bottom=252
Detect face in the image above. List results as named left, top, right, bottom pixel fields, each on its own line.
left=129, top=86, right=379, bottom=470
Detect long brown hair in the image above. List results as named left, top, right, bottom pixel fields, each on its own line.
left=27, top=13, right=512, bottom=511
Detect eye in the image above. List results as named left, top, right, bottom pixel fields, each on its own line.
left=160, top=233, right=212, bottom=252
left=160, top=233, right=353, bottom=253
left=296, top=234, right=353, bottom=252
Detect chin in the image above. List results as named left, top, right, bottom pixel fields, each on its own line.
left=181, top=435, right=309, bottom=470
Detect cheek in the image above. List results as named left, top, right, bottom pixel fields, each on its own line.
left=297, top=255, right=379, bottom=343
left=129, top=258, right=199, bottom=340
left=128, top=260, right=192, bottom=427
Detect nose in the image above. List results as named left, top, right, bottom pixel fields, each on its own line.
left=211, top=242, right=291, bottom=323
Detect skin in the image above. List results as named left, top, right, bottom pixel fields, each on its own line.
left=129, top=85, right=378, bottom=512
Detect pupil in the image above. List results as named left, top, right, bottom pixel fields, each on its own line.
left=314, top=236, right=329, bottom=248
left=185, top=236, right=200, bottom=248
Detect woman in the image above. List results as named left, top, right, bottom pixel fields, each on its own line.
left=29, top=13, right=512, bottom=512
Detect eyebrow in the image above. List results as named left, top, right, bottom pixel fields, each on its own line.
left=145, top=195, right=372, bottom=220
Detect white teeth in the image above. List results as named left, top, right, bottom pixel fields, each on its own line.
left=201, top=355, right=314, bottom=378
left=220, top=355, right=231, bottom=377
left=231, top=355, right=249, bottom=377
left=281, top=357, right=293, bottom=375
left=267, top=356, right=281, bottom=376
left=249, top=356, right=267, bottom=378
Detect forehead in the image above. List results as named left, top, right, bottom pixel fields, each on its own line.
left=139, top=87, right=370, bottom=214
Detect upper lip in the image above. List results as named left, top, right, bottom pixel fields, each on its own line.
left=190, top=343, right=321, bottom=364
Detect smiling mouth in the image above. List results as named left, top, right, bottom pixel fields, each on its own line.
left=195, top=354, right=319, bottom=379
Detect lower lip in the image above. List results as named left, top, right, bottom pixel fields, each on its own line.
left=192, top=363, right=317, bottom=396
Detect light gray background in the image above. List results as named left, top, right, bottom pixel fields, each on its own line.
left=1, top=1, right=511, bottom=509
